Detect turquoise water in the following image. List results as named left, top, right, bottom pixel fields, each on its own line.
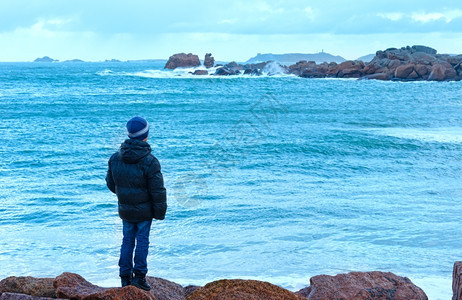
left=0, top=62, right=461, bottom=299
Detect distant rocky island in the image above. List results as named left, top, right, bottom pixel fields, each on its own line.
left=33, top=56, right=59, bottom=63
left=164, top=45, right=462, bottom=81
left=246, top=52, right=346, bottom=64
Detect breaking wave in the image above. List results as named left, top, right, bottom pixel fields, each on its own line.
left=96, top=65, right=295, bottom=79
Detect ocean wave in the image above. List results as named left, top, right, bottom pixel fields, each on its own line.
left=95, top=65, right=296, bottom=79
left=367, top=127, right=462, bottom=143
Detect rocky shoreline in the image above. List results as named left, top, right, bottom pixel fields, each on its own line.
left=165, top=45, right=462, bottom=81
left=3, top=263, right=462, bottom=299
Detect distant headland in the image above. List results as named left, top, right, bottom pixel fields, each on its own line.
left=246, top=52, right=346, bottom=64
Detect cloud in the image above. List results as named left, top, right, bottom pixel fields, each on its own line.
left=377, top=13, right=404, bottom=21
left=411, top=9, right=462, bottom=23
left=1, top=0, right=462, bottom=61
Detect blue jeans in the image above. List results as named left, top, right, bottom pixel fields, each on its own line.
left=119, top=219, right=152, bottom=277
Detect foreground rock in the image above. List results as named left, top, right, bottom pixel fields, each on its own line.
left=53, top=272, right=154, bottom=300
left=186, top=279, right=304, bottom=300
left=0, top=277, right=56, bottom=298
left=453, top=261, right=462, bottom=300
left=0, top=270, right=431, bottom=300
left=165, top=53, right=200, bottom=69
left=0, top=293, right=64, bottom=300
left=146, top=277, right=184, bottom=300
left=303, top=271, right=427, bottom=300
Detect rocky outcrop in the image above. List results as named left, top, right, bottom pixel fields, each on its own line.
left=0, top=293, right=62, bottom=300
left=0, top=269, right=434, bottom=300
left=165, top=53, right=200, bottom=69
left=146, top=277, right=185, bottom=300
left=53, top=272, right=154, bottom=300
left=191, top=70, right=208, bottom=75
left=186, top=279, right=304, bottom=300
left=304, top=271, right=427, bottom=300
left=184, top=285, right=201, bottom=298
left=285, top=45, right=461, bottom=81
left=204, top=53, right=214, bottom=68
left=454, top=261, right=462, bottom=300
left=0, top=277, right=56, bottom=298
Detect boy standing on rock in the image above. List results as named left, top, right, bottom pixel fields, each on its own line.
left=106, top=116, right=167, bottom=290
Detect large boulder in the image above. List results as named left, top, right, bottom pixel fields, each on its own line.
left=146, top=276, right=185, bottom=300
left=53, top=272, right=154, bottom=300
left=453, top=261, right=462, bottom=300
left=214, top=67, right=236, bottom=76
left=186, top=279, right=304, bottom=300
left=184, top=285, right=201, bottom=298
left=428, top=63, right=457, bottom=81
left=0, top=293, right=61, bottom=300
left=192, top=70, right=208, bottom=75
left=334, top=61, right=365, bottom=78
left=304, top=271, right=427, bottom=300
left=411, top=45, right=437, bottom=55
left=204, top=53, right=214, bottom=68
left=447, top=55, right=462, bottom=67
left=361, top=73, right=391, bottom=81
left=394, top=64, right=415, bottom=79
left=165, top=53, right=200, bottom=69
left=289, top=61, right=326, bottom=78
left=0, top=277, right=56, bottom=298
left=225, top=61, right=245, bottom=71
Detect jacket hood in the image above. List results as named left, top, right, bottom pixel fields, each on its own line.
left=118, top=139, right=151, bottom=164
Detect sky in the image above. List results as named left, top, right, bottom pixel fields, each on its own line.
left=1, top=0, right=462, bottom=62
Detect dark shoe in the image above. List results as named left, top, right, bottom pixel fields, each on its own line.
left=131, top=273, right=151, bottom=291
left=120, top=275, right=132, bottom=287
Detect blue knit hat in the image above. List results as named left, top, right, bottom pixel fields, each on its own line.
left=126, top=116, right=149, bottom=140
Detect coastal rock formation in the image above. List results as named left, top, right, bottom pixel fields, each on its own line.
left=0, top=277, right=56, bottom=298
left=0, top=270, right=433, bottom=300
left=305, top=271, right=427, bottom=300
left=53, top=272, right=154, bottom=300
left=192, top=70, right=208, bottom=75
left=146, top=277, right=185, bottom=300
left=184, top=285, right=201, bottom=298
left=453, top=261, right=462, bottom=300
left=186, top=279, right=304, bottom=300
left=165, top=53, right=200, bottom=69
left=0, top=293, right=62, bottom=300
left=285, top=45, right=461, bottom=81
left=204, top=53, right=214, bottom=68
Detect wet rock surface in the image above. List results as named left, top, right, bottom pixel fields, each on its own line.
left=305, top=271, right=428, bottom=300
left=0, top=277, right=56, bottom=298
left=0, top=268, right=437, bottom=300
left=186, top=279, right=305, bottom=300
left=453, top=261, right=462, bottom=300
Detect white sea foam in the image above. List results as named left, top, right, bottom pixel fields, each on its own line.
left=95, top=66, right=296, bottom=79
left=368, top=127, right=462, bottom=143
left=411, top=276, right=452, bottom=300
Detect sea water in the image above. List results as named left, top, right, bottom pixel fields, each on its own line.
left=0, top=62, right=461, bottom=299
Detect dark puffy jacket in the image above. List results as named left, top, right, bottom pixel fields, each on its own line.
left=106, top=139, right=167, bottom=222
